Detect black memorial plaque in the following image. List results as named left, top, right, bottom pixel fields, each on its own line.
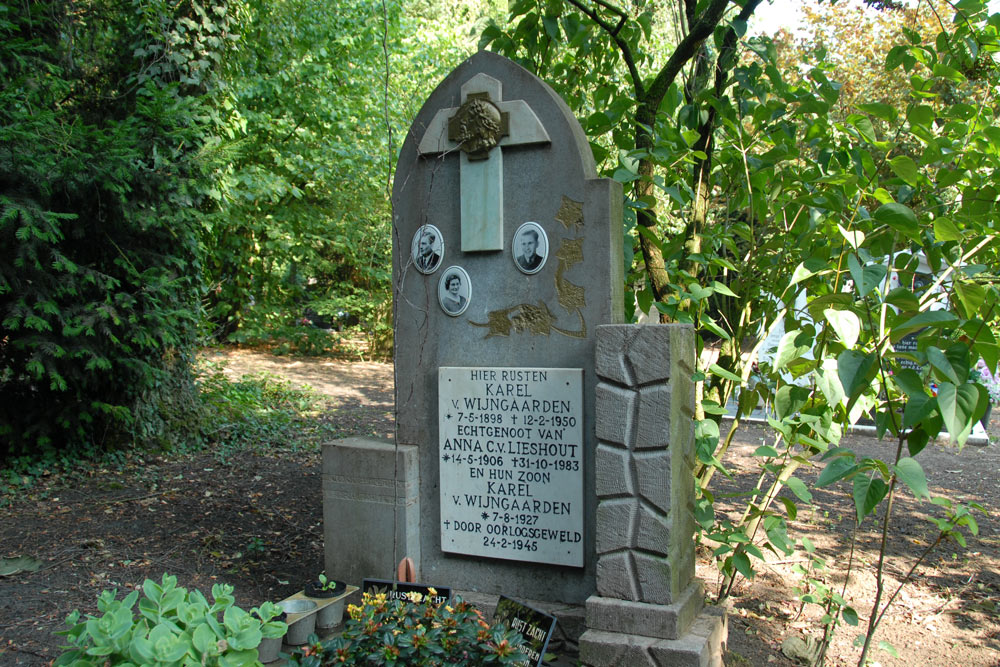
left=361, top=578, right=451, bottom=606
left=493, top=595, right=557, bottom=667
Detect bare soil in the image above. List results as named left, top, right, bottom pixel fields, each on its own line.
left=1, top=348, right=998, bottom=666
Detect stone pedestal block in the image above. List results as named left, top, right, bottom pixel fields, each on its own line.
left=322, top=438, right=420, bottom=586
left=579, top=605, right=726, bottom=667
left=592, top=324, right=696, bottom=603
left=585, top=583, right=703, bottom=641
left=584, top=325, right=725, bottom=667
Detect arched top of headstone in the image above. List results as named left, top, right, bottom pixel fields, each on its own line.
left=394, top=50, right=597, bottom=201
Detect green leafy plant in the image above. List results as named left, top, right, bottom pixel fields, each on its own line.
left=290, top=590, right=528, bottom=666
left=54, top=573, right=286, bottom=666
left=0, top=0, right=241, bottom=458
left=316, top=573, right=339, bottom=592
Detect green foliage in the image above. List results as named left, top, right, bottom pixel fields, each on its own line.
left=290, top=590, right=528, bottom=666
left=0, top=0, right=239, bottom=457
left=485, top=0, right=998, bottom=662
left=54, top=573, right=285, bottom=666
left=204, top=0, right=493, bottom=356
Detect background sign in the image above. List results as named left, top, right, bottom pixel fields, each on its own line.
left=361, top=578, right=451, bottom=606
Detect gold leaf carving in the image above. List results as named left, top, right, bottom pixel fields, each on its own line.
left=468, top=197, right=590, bottom=341
left=470, top=301, right=585, bottom=340
left=469, top=308, right=519, bottom=338
left=511, top=302, right=557, bottom=336
left=554, top=237, right=583, bottom=267
left=555, top=274, right=586, bottom=311
left=555, top=195, right=584, bottom=231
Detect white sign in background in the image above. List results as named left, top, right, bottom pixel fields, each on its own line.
left=438, top=367, right=584, bottom=567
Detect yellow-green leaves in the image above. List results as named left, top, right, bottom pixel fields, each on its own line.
left=824, top=308, right=860, bottom=348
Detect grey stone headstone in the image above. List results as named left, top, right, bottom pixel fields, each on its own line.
left=392, top=50, right=623, bottom=603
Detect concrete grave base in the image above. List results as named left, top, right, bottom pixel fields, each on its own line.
left=322, top=438, right=420, bottom=586
left=585, top=581, right=704, bottom=640
left=579, top=604, right=727, bottom=667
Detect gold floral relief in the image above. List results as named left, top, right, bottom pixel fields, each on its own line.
left=469, top=201, right=588, bottom=340
left=554, top=237, right=583, bottom=266
left=555, top=195, right=584, bottom=232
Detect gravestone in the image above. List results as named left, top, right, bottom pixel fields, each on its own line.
left=322, top=50, right=725, bottom=665
left=391, top=49, right=622, bottom=603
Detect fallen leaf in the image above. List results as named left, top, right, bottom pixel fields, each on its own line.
left=0, top=556, right=43, bottom=577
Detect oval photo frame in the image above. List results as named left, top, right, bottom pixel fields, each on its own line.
left=438, top=266, right=471, bottom=317
left=512, top=221, right=548, bottom=275
left=411, top=224, right=444, bottom=274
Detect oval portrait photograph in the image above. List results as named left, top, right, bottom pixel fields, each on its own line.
left=438, top=266, right=471, bottom=317
left=411, top=224, right=444, bottom=274
left=512, top=221, right=547, bottom=275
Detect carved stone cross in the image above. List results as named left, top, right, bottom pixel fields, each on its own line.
left=418, top=73, right=550, bottom=252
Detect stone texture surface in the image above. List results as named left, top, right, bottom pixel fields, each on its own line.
left=594, top=552, right=636, bottom=600
left=578, top=630, right=659, bottom=667
left=322, top=438, right=420, bottom=586
left=593, top=324, right=696, bottom=605
left=625, top=325, right=672, bottom=385
left=633, top=553, right=672, bottom=604
left=594, top=501, right=636, bottom=554
left=635, top=506, right=669, bottom=553
left=595, top=445, right=631, bottom=497
left=580, top=608, right=725, bottom=667
left=634, top=385, right=670, bottom=449
left=594, top=383, right=634, bottom=446
left=594, top=327, right=631, bottom=385
left=393, top=50, right=623, bottom=602
left=635, top=451, right=670, bottom=512
left=585, top=584, right=703, bottom=640
left=586, top=324, right=725, bottom=666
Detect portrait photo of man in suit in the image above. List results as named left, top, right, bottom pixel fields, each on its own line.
left=412, top=224, right=443, bottom=274
left=513, top=222, right=547, bottom=274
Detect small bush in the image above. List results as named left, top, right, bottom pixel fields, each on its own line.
left=54, top=573, right=285, bottom=666
left=291, top=590, right=528, bottom=666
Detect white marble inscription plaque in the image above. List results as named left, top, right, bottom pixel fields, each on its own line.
left=439, top=367, right=584, bottom=567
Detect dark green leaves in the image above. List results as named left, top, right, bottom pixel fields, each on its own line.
left=937, top=382, right=987, bottom=447
left=894, top=457, right=929, bottom=500
left=837, top=350, right=877, bottom=406
left=817, top=455, right=858, bottom=488
left=853, top=473, right=889, bottom=522
left=873, top=203, right=920, bottom=241
left=847, top=254, right=887, bottom=297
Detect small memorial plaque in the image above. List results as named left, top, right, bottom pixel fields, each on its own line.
left=493, top=595, right=557, bottom=667
left=894, top=330, right=922, bottom=371
left=361, top=578, right=451, bottom=606
left=438, top=367, right=584, bottom=567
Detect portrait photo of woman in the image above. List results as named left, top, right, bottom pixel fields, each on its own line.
left=438, top=266, right=471, bottom=316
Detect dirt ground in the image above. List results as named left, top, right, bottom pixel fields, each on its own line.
left=1, top=348, right=998, bottom=666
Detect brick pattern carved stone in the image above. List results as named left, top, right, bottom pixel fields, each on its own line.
left=592, top=325, right=697, bottom=605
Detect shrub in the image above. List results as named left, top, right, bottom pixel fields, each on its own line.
left=290, top=590, right=528, bottom=666
left=54, top=573, right=285, bottom=666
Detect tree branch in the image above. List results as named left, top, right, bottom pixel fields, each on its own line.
left=644, top=0, right=729, bottom=110
left=565, top=0, right=645, bottom=99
